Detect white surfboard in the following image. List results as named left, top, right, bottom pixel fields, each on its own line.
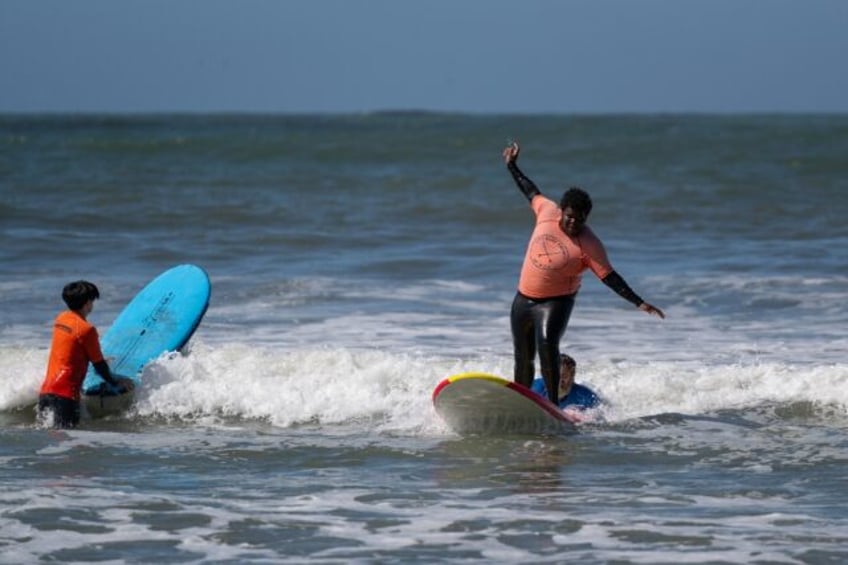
left=432, top=372, right=578, bottom=436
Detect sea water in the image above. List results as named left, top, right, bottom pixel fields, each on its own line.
left=1, top=114, right=847, bottom=563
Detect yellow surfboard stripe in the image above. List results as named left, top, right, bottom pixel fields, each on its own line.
left=445, top=372, right=509, bottom=385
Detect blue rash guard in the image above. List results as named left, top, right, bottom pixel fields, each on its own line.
left=530, top=378, right=600, bottom=410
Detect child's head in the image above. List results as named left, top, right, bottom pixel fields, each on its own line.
left=557, top=353, right=577, bottom=399
left=62, top=280, right=100, bottom=311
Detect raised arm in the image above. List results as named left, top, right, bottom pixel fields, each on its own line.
left=503, top=141, right=540, bottom=202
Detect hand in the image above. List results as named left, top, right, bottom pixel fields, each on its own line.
left=502, top=140, right=520, bottom=164
left=639, top=302, right=665, bottom=319
left=562, top=406, right=587, bottom=423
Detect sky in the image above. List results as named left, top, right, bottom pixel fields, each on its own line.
left=1, top=0, right=846, bottom=114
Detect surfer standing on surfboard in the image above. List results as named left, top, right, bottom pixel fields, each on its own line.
left=37, top=281, right=134, bottom=428
left=503, top=140, right=665, bottom=404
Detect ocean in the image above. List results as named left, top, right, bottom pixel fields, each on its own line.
left=1, top=113, right=847, bottom=563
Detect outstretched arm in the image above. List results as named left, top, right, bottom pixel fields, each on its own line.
left=601, top=271, right=666, bottom=319
left=503, top=141, right=540, bottom=202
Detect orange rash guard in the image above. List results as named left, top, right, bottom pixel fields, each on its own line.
left=40, top=310, right=105, bottom=401
left=517, top=195, right=613, bottom=299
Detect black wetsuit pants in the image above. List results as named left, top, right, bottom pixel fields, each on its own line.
left=510, top=291, right=576, bottom=404
left=38, top=394, right=80, bottom=429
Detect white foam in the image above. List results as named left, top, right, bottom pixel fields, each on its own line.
left=67, top=340, right=843, bottom=432
left=131, top=343, right=468, bottom=431
left=6, top=331, right=848, bottom=434
left=0, top=346, right=46, bottom=410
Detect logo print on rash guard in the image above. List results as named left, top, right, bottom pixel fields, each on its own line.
left=530, top=234, right=569, bottom=270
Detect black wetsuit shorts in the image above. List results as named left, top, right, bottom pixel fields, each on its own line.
left=38, top=394, right=80, bottom=429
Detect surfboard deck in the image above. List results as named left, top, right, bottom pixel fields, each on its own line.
left=432, top=372, right=578, bottom=436
left=82, top=264, right=211, bottom=417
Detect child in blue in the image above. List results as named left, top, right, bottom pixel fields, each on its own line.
left=531, top=353, right=600, bottom=410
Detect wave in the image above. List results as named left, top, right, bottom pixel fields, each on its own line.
left=4, top=343, right=847, bottom=432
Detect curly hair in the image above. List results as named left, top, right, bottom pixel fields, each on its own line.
left=559, top=187, right=592, bottom=218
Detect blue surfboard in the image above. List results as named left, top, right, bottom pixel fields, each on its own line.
left=82, top=264, right=211, bottom=416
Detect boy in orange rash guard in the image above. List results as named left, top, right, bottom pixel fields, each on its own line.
left=38, top=281, right=134, bottom=428
left=503, top=141, right=665, bottom=404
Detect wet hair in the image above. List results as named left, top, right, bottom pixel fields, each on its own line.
left=559, top=353, right=576, bottom=371
left=62, top=280, right=100, bottom=311
left=559, top=187, right=592, bottom=219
